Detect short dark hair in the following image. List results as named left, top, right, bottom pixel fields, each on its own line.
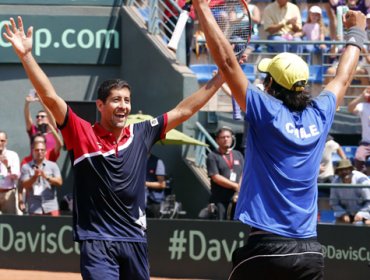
left=31, top=132, right=46, bottom=147
left=264, top=74, right=312, bottom=112
left=216, top=126, right=234, bottom=138
left=97, top=79, right=131, bottom=103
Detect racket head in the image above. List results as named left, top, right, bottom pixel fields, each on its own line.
left=214, top=0, right=252, bottom=59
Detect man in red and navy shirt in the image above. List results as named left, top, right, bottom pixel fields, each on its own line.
left=6, top=15, right=224, bottom=280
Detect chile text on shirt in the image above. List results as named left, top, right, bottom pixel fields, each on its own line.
left=285, top=122, right=320, bottom=139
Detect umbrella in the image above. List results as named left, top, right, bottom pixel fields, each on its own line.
left=127, top=113, right=207, bottom=146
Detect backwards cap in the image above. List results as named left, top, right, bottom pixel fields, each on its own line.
left=257, top=53, right=309, bottom=92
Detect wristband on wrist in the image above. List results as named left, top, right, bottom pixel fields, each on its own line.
left=345, top=27, right=366, bottom=50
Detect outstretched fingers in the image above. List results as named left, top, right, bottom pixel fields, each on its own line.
left=17, top=16, right=25, bottom=33
left=9, top=17, right=18, bottom=34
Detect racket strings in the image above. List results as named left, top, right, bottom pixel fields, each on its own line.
left=213, top=1, right=252, bottom=56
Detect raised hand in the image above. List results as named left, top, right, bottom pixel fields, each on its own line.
left=343, top=10, right=366, bottom=30
left=3, top=16, right=33, bottom=59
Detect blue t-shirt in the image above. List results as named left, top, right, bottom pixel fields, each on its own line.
left=235, top=85, right=336, bottom=238
left=60, top=107, right=167, bottom=242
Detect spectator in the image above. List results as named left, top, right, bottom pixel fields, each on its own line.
left=330, top=0, right=370, bottom=17
left=318, top=134, right=347, bottom=184
left=348, top=87, right=370, bottom=174
left=0, top=131, right=20, bottom=215
left=301, top=5, right=328, bottom=54
left=324, top=44, right=369, bottom=90
left=262, top=0, right=303, bottom=53
left=19, top=141, right=63, bottom=216
left=146, top=153, right=167, bottom=218
left=318, top=134, right=347, bottom=211
left=330, top=159, right=370, bottom=224
left=21, top=132, right=62, bottom=167
left=206, top=126, right=244, bottom=220
left=24, top=91, right=61, bottom=151
left=323, top=0, right=369, bottom=41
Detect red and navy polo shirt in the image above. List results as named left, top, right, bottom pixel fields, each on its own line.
left=60, top=107, right=167, bottom=242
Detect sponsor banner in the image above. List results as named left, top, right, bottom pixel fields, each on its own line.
left=0, top=15, right=121, bottom=64
left=0, top=216, right=369, bottom=279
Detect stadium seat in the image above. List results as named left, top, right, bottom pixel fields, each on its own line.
left=189, top=64, right=218, bottom=84
left=308, top=65, right=323, bottom=84
left=138, top=7, right=149, bottom=22
left=341, top=145, right=358, bottom=163
left=319, top=209, right=335, bottom=224
left=240, top=63, right=256, bottom=82
left=331, top=152, right=341, bottom=166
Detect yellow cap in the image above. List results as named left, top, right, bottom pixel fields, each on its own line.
left=257, top=53, right=309, bottom=92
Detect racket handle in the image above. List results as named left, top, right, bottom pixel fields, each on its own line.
left=232, top=98, right=242, bottom=120
left=167, top=10, right=189, bottom=52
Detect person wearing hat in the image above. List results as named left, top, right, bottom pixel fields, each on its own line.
left=261, top=0, right=304, bottom=53
left=193, top=1, right=367, bottom=279
left=301, top=5, right=328, bottom=54
left=330, top=159, right=370, bottom=224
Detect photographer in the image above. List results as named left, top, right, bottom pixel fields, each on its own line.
left=24, top=89, right=61, bottom=151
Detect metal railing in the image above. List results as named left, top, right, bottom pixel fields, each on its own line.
left=125, top=0, right=187, bottom=63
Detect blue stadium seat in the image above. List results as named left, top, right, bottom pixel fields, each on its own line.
left=319, top=209, right=335, bottom=224
left=240, top=63, right=255, bottom=82
left=341, top=145, right=358, bottom=163
left=189, top=64, right=218, bottom=84
left=308, top=65, right=323, bottom=84
left=138, top=7, right=149, bottom=22
left=331, top=152, right=341, bottom=166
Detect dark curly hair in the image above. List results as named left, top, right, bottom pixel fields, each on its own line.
left=263, top=74, right=312, bottom=112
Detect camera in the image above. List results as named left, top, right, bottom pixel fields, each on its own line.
left=37, top=123, right=48, bottom=134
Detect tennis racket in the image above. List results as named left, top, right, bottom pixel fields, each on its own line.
left=167, top=1, right=192, bottom=51
left=216, top=0, right=252, bottom=120
left=169, top=0, right=252, bottom=57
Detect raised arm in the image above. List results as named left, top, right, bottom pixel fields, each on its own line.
left=324, top=11, right=367, bottom=108
left=165, top=72, right=224, bottom=133
left=23, top=95, right=34, bottom=131
left=3, top=16, right=67, bottom=126
left=348, top=87, right=370, bottom=113
left=192, top=0, right=248, bottom=111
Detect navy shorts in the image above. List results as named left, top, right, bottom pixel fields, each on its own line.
left=228, top=233, right=324, bottom=280
left=80, top=240, right=149, bottom=280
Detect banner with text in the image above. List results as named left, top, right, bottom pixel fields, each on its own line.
left=0, top=15, right=121, bottom=64
left=0, top=216, right=369, bottom=279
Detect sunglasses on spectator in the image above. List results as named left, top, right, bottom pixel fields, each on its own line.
left=36, top=115, right=47, bottom=119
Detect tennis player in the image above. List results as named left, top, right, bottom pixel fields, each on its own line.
left=193, top=1, right=366, bottom=279
left=3, top=16, right=223, bottom=280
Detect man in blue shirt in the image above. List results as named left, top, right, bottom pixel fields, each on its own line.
left=193, top=1, right=366, bottom=279
left=146, top=153, right=167, bottom=218
left=4, top=16, right=224, bottom=280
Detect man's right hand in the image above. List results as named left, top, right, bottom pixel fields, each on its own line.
left=3, top=16, right=33, bottom=59
left=25, top=94, right=39, bottom=103
left=343, top=10, right=366, bottom=30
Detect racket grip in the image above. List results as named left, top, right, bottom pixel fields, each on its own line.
left=167, top=10, right=189, bottom=52
left=232, top=98, right=242, bottom=120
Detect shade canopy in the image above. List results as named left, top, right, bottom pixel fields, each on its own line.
left=126, top=114, right=207, bottom=146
